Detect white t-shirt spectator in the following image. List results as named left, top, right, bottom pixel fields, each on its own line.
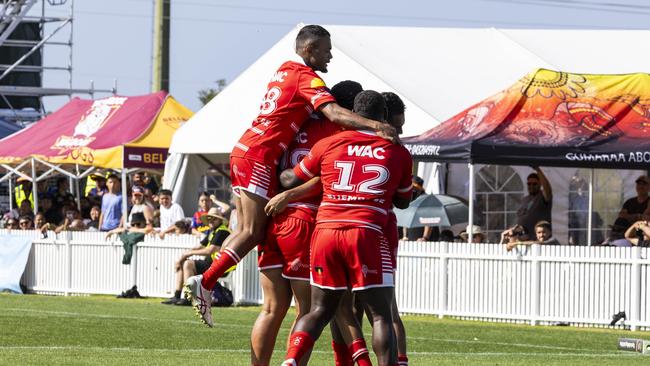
left=159, top=203, right=185, bottom=231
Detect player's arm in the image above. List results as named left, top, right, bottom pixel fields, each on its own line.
left=319, top=103, right=398, bottom=143
left=265, top=176, right=322, bottom=217
left=393, top=148, right=414, bottom=209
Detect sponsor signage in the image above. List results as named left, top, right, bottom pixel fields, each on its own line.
left=123, top=147, right=168, bottom=169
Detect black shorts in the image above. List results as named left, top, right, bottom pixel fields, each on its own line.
left=194, top=259, right=212, bottom=274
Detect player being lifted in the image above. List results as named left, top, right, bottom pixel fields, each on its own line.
left=184, top=25, right=397, bottom=327
left=249, top=81, right=363, bottom=365
left=278, top=90, right=413, bottom=366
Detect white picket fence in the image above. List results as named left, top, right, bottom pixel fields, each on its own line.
left=7, top=229, right=649, bottom=331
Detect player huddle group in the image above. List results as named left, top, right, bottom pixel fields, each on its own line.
left=183, top=25, right=413, bottom=366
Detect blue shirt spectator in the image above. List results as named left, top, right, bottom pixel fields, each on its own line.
left=99, top=174, right=123, bottom=231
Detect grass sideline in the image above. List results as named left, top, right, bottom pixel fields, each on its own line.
left=0, top=293, right=648, bottom=365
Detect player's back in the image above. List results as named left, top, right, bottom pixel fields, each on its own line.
left=313, top=130, right=412, bottom=231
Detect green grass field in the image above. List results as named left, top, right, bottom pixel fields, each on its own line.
left=0, top=293, right=648, bottom=365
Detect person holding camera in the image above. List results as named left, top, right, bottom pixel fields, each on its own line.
left=505, top=221, right=560, bottom=251
left=624, top=220, right=650, bottom=247
left=499, top=224, right=529, bottom=245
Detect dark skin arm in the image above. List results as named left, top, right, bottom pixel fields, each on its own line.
left=319, top=103, right=398, bottom=143
left=266, top=175, right=322, bottom=217
left=392, top=195, right=410, bottom=210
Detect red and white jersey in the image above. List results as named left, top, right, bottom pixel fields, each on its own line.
left=281, top=116, right=342, bottom=221
left=294, top=130, right=413, bottom=231
left=232, top=61, right=336, bottom=164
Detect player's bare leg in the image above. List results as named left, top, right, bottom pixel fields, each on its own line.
left=391, top=294, right=408, bottom=365
left=283, top=287, right=345, bottom=366
left=201, top=190, right=269, bottom=289
left=251, top=268, right=292, bottom=366
left=330, top=290, right=372, bottom=366
left=287, top=279, right=312, bottom=338
left=355, top=287, right=397, bottom=366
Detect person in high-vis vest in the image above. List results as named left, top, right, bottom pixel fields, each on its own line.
left=162, top=207, right=230, bottom=306
left=14, top=178, right=33, bottom=210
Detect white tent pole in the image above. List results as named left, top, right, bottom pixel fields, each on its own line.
left=8, top=175, right=13, bottom=212
left=75, top=164, right=81, bottom=211
left=587, top=168, right=594, bottom=246
left=31, top=158, right=38, bottom=216
left=468, top=163, right=475, bottom=243
left=121, top=168, right=128, bottom=227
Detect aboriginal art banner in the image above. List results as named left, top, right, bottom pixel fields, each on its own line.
left=0, top=91, right=193, bottom=170
left=404, top=69, right=650, bottom=169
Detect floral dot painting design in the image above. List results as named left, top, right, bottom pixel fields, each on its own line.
left=518, top=69, right=588, bottom=100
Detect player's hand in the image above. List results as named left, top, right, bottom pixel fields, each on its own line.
left=377, top=123, right=400, bottom=144
left=265, top=192, right=290, bottom=216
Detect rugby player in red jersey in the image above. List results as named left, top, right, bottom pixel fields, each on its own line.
left=183, top=25, right=397, bottom=327
left=250, top=81, right=362, bottom=366
left=278, top=90, right=413, bottom=366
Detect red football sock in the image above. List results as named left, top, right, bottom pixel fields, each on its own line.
left=332, top=340, right=353, bottom=366
left=349, top=338, right=372, bottom=366
left=397, top=354, right=409, bottom=366
left=201, top=248, right=240, bottom=289
left=284, top=331, right=315, bottom=365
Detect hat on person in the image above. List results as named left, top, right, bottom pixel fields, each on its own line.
left=130, top=212, right=146, bottom=226
left=90, top=172, right=107, bottom=181
left=16, top=176, right=30, bottom=183
left=460, top=225, right=483, bottom=239
left=412, top=175, right=424, bottom=187
left=131, top=186, right=144, bottom=196
left=636, top=175, right=650, bottom=184
left=200, top=207, right=226, bottom=224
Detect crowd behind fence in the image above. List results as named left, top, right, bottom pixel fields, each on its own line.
left=7, top=229, right=649, bottom=332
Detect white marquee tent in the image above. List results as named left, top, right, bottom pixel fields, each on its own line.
left=165, top=24, right=650, bottom=223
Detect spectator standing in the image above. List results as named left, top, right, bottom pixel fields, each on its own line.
left=158, top=189, right=185, bottom=238
left=4, top=218, right=19, bottom=230
left=401, top=176, right=431, bottom=241
left=624, top=220, right=650, bottom=246
left=162, top=207, right=230, bottom=305
left=18, top=215, right=33, bottom=230
left=516, top=167, right=552, bottom=237
left=13, top=177, right=33, bottom=210
left=85, top=205, right=101, bottom=230
left=127, top=186, right=154, bottom=230
left=143, top=172, right=159, bottom=195
left=618, top=175, right=650, bottom=228
left=86, top=173, right=108, bottom=199
left=50, top=177, right=75, bottom=213
left=460, top=224, right=486, bottom=243
left=499, top=224, right=528, bottom=245
left=99, top=174, right=123, bottom=231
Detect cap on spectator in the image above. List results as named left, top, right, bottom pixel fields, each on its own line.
left=130, top=212, right=146, bottom=225
left=610, top=217, right=630, bottom=232
left=90, top=172, right=107, bottom=181
left=132, top=186, right=144, bottom=196
left=200, top=207, right=226, bottom=224
left=412, top=175, right=424, bottom=187
left=16, top=176, right=30, bottom=183
left=636, top=175, right=650, bottom=184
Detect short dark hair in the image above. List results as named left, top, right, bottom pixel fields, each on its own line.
left=107, top=173, right=120, bottom=181
left=296, top=25, right=330, bottom=48
left=353, top=90, right=386, bottom=121
left=331, top=80, right=363, bottom=110
left=535, top=220, right=552, bottom=231
left=198, top=191, right=210, bottom=199
left=527, top=173, right=539, bottom=181
left=130, top=212, right=146, bottom=225
left=382, top=92, right=405, bottom=118
left=159, top=189, right=172, bottom=197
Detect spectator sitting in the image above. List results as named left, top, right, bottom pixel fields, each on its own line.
left=516, top=167, right=553, bottom=237
left=158, top=189, right=185, bottom=239
left=506, top=220, right=560, bottom=251
left=618, top=175, right=650, bottom=229
left=18, top=215, right=33, bottom=230
left=624, top=220, right=650, bottom=246
left=55, top=208, right=87, bottom=233
left=601, top=218, right=632, bottom=247
left=162, top=207, right=231, bottom=305
left=460, top=224, right=485, bottom=243
left=99, top=174, right=123, bottom=231
left=439, top=229, right=454, bottom=242
left=191, top=192, right=212, bottom=236
left=34, top=213, right=48, bottom=231
left=85, top=205, right=101, bottom=230
left=499, top=224, right=529, bottom=245
left=4, top=200, right=34, bottom=221
left=40, top=197, right=60, bottom=225
left=4, top=218, right=19, bottom=230
left=174, top=220, right=191, bottom=235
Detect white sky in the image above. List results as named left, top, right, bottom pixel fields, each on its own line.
left=35, top=0, right=650, bottom=113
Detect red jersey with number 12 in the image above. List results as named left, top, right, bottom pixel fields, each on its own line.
left=294, top=130, right=413, bottom=231
left=232, top=61, right=336, bottom=164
